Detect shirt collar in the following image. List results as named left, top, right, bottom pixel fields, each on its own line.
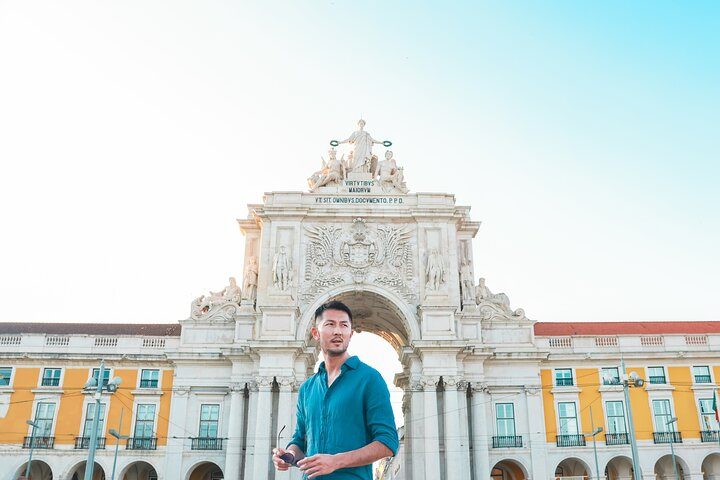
left=318, top=355, right=359, bottom=373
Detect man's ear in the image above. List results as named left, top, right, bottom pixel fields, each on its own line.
left=310, top=325, right=320, bottom=341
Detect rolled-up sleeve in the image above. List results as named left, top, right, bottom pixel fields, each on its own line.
left=287, top=385, right=307, bottom=453
left=364, top=372, right=399, bottom=456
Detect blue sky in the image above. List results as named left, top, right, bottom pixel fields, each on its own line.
left=0, top=0, right=717, bottom=324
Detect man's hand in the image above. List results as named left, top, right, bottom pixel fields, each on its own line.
left=272, top=447, right=293, bottom=471
left=297, top=453, right=343, bottom=478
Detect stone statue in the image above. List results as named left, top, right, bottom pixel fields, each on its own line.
left=308, top=148, right=345, bottom=191
left=242, top=256, right=258, bottom=302
left=476, top=277, right=511, bottom=312
left=425, top=248, right=445, bottom=290
left=377, top=150, right=408, bottom=193
left=272, top=245, right=291, bottom=291
left=337, top=119, right=384, bottom=172
left=459, top=259, right=475, bottom=303
left=190, top=277, right=242, bottom=319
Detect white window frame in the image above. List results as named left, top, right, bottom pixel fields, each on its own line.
left=600, top=367, right=620, bottom=385
left=79, top=399, right=110, bottom=438
left=198, top=403, right=222, bottom=438
left=692, top=365, right=713, bottom=384
left=27, top=399, right=60, bottom=438
left=39, top=367, right=64, bottom=388
left=554, top=368, right=575, bottom=387
left=137, top=368, right=162, bottom=389
left=651, top=398, right=676, bottom=433
left=556, top=401, right=580, bottom=436
left=130, top=401, right=160, bottom=439
left=0, top=366, right=14, bottom=388
left=604, top=400, right=627, bottom=434
left=89, top=367, right=113, bottom=388
left=698, top=397, right=719, bottom=432
left=646, top=365, right=667, bottom=384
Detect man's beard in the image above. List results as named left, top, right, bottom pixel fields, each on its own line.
left=325, top=340, right=348, bottom=357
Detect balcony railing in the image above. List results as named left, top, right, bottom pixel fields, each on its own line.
left=694, top=375, right=712, bottom=384
left=701, top=430, right=719, bottom=442
left=23, top=436, right=54, bottom=449
left=40, top=377, right=60, bottom=387
left=555, top=378, right=574, bottom=387
left=191, top=437, right=224, bottom=450
left=556, top=434, right=586, bottom=447
left=75, top=437, right=106, bottom=449
left=648, top=376, right=667, bottom=384
left=139, top=379, right=159, bottom=388
left=605, top=433, right=629, bottom=445
left=653, top=431, right=682, bottom=444
left=126, top=437, right=157, bottom=450
left=492, top=435, right=523, bottom=448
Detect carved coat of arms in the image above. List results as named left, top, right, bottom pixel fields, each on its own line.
left=302, top=218, right=415, bottom=305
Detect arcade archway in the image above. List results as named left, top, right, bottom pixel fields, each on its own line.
left=67, top=461, right=106, bottom=480
left=186, top=461, right=223, bottom=480
left=119, top=461, right=158, bottom=480
left=13, top=459, right=53, bottom=480
left=492, top=459, right=529, bottom=480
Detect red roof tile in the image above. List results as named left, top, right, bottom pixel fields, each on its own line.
left=534, top=321, right=720, bottom=336
left=0, top=322, right=181, bottom=336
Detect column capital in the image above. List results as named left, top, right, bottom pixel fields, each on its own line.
left=229, top=382, right=246, bottom=393
left=173, top=386, right=190, bottom=397
left=443, top=376, right=469, bottom=391
left=524, top=385, right=541, bottom=396
left=247, top=380, right=259, bottom=392
left=255, top=375, right=274, bottom=389
left=470, top=381, right=488, bottom=393
left=276, top=376, right=296, bottom=390
left=421, top=375, right=441, bottom=389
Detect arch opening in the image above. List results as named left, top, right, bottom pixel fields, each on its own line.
left=702, top=452, right=720, bottom=480
left=186, top=461, right=223, bottom=480
left=67, top=461, right=106, bottom=480
left=492, top=459, right=529, bottom=480
left=554, top=457, right=591, bottom=480
left=119, top=461, right=158, bottom=480
left=654, top=454, right=689, bottom=480
left=13, top=459, right=54, bottom=480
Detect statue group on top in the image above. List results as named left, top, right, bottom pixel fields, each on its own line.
left=308, top=119, right=408, bottom=193
left=458, top=251, right=527, bottom=320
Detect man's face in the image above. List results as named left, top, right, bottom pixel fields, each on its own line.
left=312, top=309, right=353, bottom=357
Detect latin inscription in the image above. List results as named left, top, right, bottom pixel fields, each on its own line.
left=315, top=197, right=404, bottom=204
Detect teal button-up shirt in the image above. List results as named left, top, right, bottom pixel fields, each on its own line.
left=288, top=355, right=399, bottom=480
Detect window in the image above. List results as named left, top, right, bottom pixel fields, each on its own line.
left=140, top=369, right=159, bottom=389
left=558, top=402, right=579, bottom=435
left=41, top=368, right=61, bottom=387
left=699, top=398, right=719, bottom=431
left=606, top=401, right=627, bottom=434
left=601, top=367, right=620, bottom=385
left=91, top=368, right=111, bottom=387
left=555, top=369, right=574, bottom=386
left=495, top=403, right=516, bottom=437
left=648, top=366, right=666, bottom=384
left=0, top=367, right=11, bottom=386
left=34, top=402, right=56, bottom=436
left=652, top=399, right=674, bottom=432
left=134, top=404, right=156, bottom=438
left=693, top=366, right=712, bottom=384
left=199, top=404, right=220, bottom=438
left=82, top=402, right=107, bottom=437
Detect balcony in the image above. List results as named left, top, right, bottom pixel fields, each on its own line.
left=492, top=435, right=523, bottom=448
left=191, top=437, right=224, bottom=450
left=605, top=433, right=629, bottom=445
left=139, top=379, right=159, bottom=388
left=556, top=434, right=586, bottom=447
left=555, top=378, right=574, bottom=387
left=694, top=375, right=712, bottom=384
left=74, top=437, right=106, bottom=449
left=40, top=377, right=60, bottom=387
left=23, top=436, right=54, bottom=449
left=648, top=376, right=667, bottom=384
left=701, top=430, right=719, bottom=443
left=653, top=431, right=682, bottom=444
left=126, top=437, right=157, bottom=450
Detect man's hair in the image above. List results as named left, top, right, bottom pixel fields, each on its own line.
left=314, top=300, right=353, bottom=324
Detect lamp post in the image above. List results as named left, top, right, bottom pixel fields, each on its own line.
left=619, top=357, right=644, bottom=480
left=109, top=408, right=128, bottom=480
left=666, top=417, right=680, bottom=480
left=84, top=360, right=122, bottom=480
left=586, top=408, right=603, bottom=480
left=24, top=419, right=39, bottom=480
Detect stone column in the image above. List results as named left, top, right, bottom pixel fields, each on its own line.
left=275, top=377, right=295, bottom=480
left=242, top=381, right=258, bottom=480
left=443, top=377, right=471, bottom=480
left=410, top=378, right=426, bottom=480
left=225, top=383, right=246, bottom=480
left=471, top=383, right=491, bottom=480
left=422, top=375, right=442, bottom=480
left=252, top=376, right=275, bottom=480
left=162, top=387, right=189, bottom=479
left=524, top=387, right=547, bottom=480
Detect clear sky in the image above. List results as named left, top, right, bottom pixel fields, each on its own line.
left=1, top=1, right=718, bottom=330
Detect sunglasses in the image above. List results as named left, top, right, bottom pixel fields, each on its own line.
left=277, top=425, right=297, bottom=466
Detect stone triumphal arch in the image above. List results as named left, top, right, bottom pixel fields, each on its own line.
left=172, top=121, right=540, bottom=480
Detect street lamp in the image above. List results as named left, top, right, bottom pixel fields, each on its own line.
left=666, top=417, right=680, bottom=480
left=109, top=419, right=129, bottom=480
left=584, top=421, right=603, bottom=480
left=24, top=419, right=39, bottom=480
left=84, top=360, right=122, bottom=480
left=617, top=358, right=644, bottom=480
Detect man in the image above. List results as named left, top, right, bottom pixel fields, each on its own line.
left=272, top=300, right=398, bottom=479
